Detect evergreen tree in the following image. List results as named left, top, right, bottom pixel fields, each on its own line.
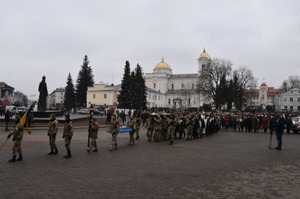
left=76, top=55, right=95, bottom=107
left=64, top=73, right=76, bottom=112
left=129, top=71, right=136, bottom=109
left=133, top=64, right=147, bottom=110
left=118, top=61, right=132, bottom=109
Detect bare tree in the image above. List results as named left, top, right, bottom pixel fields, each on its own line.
left=199, top=58, right=232, bottom=109
left=233, top=66, right=256, bottom=90
left=280, top=75, right=300, bottom=91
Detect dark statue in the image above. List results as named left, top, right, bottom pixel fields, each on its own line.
left=38, top=76, right=48, bottom=112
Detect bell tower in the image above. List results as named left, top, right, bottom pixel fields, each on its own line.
left=197, top=48, right=210, bottom=76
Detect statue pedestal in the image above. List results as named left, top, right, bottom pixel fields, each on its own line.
left=33, top=110, right=64, bottom=118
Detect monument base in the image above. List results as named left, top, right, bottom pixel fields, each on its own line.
left=33, top=110, right=64, bottom=118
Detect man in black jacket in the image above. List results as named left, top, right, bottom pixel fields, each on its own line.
left=275, top=114, right=285, bottom=150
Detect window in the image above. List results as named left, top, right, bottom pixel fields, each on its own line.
left=153, top=83, right=156, bottom=89
left=284, top=98, right=286, bottom=102
left=181, top=84, right=184, bottom=89
left=171, top=84, right=174, bottom=90
left=284, top=106, right=287, bottom=110
left=168, top=98, right=171, bottom=105
left=290, top=106, right=293, bottom=111
left=149, top=94, right=151, bottom=99
left=202, top=64, right=205, bottom=69
left=188, top=98, right=191, bottom=105
left=192, top=83, right=194, bottom=89
left=104, top=94, right=107, bottom=99
left=298, top=106, right=300, bottom=111
left=298, top=97, right=300, bottom=102
left=290, top=97, right=293, bottom=102
left=93, top=94, right=96, bottom=99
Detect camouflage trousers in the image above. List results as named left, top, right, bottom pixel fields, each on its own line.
left=49, top=134, right=57, bottom=149
left=110, top=133, right=118, bottom=149
left=12, top=139, right=22, bottom=156
left=128, top=131, right=135, bottom=145
left=147, top=128, right=153, bottom=141
left=161, top=129, right=168, bottom=141
left=154, top=129, right=161, bottom=142
left=135, top=126, right=140, bottom=137
left=187, top=127, right=193, bottom=137
left=64, top=137, right=72, bottom=153
left=168, top=128, right=175, bottom=142
left=89, top=138, right=98, bottom=151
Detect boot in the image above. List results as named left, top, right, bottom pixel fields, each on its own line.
left=87, top=149, right=91, bottom=153
left=135, top=136, right=139, bottom=140
left=64, top=152, right=72, bottom=158
left=169, top=141, right=173, bottom=145
left=48, top=149, right=54, bottom=155
left=115, top=144, right=118, bottom=150
left=17, top=154, right=23, bottom=161
left=9, top=155, right=16, bottom=162
left=54, top=148, right=59, bottom=155
left=92, top=149, right=98, bottom=152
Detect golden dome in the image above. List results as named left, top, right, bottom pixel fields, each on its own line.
left=155, top=58, right=171, bottom=69
left=198, top=48, right=210, bottom=60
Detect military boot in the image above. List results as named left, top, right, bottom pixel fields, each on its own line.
left=9, top=156, right=16, bottom=162
left=48, top=149, right=54, bottom=155
left=169, top=141, right=173, bottom=145
left=54, top=148, right=59, bottom=155
left=115, top=144, right=118, bottom=150
left=17, top=154, right=23, bottom=161
left=64, top=152, right=72, bottom=158
left=135, top=136, right=139, bottom=140
left=92, top=149, right=98, bottom=152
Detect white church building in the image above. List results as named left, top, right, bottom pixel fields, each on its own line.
left=145, top=49, right=210, bottom=109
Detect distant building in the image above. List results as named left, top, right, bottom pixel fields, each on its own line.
left=49, top=87, right=65, bottom=109
left=87, top=82, right=120, bottom=108
left=145, top=49, right=210, bottom=109
left=245, top=82, right=282, bottom=110
left=274, top=88, right=300, bottom=112
left=87, top=82, right=166, bottom=109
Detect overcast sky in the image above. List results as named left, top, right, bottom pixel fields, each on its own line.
left=0, top=0, right=299, bottom=99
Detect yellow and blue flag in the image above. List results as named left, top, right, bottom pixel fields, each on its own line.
left=20, top=100, right=37, bottom=134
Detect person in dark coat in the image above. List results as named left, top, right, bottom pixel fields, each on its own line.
left=5, top=110, right=11, bottom=131
left=274, top=114, right=285, bottom=150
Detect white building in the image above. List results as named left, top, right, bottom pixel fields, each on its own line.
left=274, top=88, right=300, bottom=112
left=49, top=87, right=65, bottom=109
left=145, top=49, right=210, bottom=109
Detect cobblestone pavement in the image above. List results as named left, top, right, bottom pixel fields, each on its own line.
left=0, top=126, right=300, bottom=199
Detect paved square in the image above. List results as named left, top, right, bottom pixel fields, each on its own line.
left=0, top=125, right=299, bottom=199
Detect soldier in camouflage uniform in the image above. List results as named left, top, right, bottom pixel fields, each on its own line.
left=168, top=114, right=177, bottom=145
left=47, top=114, right=59, bottom=155
left=161, top=114, right=169, bottom=141
left=186, top=114, right=195, bottom=141
left=153, top=115, right=162, bottom=142
left=134, top=114, right=142, bottom=140
left=7, top=115, right=24, bottom=162
left=145, top=115, right=154, bottom=142
left=127, top=116, right=135, bottom=145
left=109, top=114, right=120, bottom=151
left=87, top=118, right=99, bottom=153
left=63, top=114, right=73, bottom=158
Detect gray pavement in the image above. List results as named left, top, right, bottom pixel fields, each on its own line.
left=0, top=127, right=300, bottom=199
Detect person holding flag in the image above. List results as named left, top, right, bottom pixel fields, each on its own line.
left=7, top=115, right=24, bottom=162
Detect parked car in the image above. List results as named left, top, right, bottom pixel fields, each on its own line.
left=11, top=106, right=26, bottom=115
left=77, top=108, right=88, bottom=114
left=291, top=116, right=300, bottom=133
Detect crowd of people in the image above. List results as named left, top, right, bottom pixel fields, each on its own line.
left=4, top=109, right=294, bottom=163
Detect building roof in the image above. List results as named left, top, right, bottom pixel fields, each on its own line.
left=155, top=58, right=171, bottom=69
left=197, top=48, right=210, bottom=60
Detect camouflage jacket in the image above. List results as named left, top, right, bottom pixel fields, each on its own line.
left=63, top=122, right=73, bottom=137
left=48, top=120, right=59, bottom=135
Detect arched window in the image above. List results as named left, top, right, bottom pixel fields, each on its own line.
left=168, top=98, right=171, bottom=105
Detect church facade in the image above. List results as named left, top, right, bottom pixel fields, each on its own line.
left=145, top=49, right=210, bottom=109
